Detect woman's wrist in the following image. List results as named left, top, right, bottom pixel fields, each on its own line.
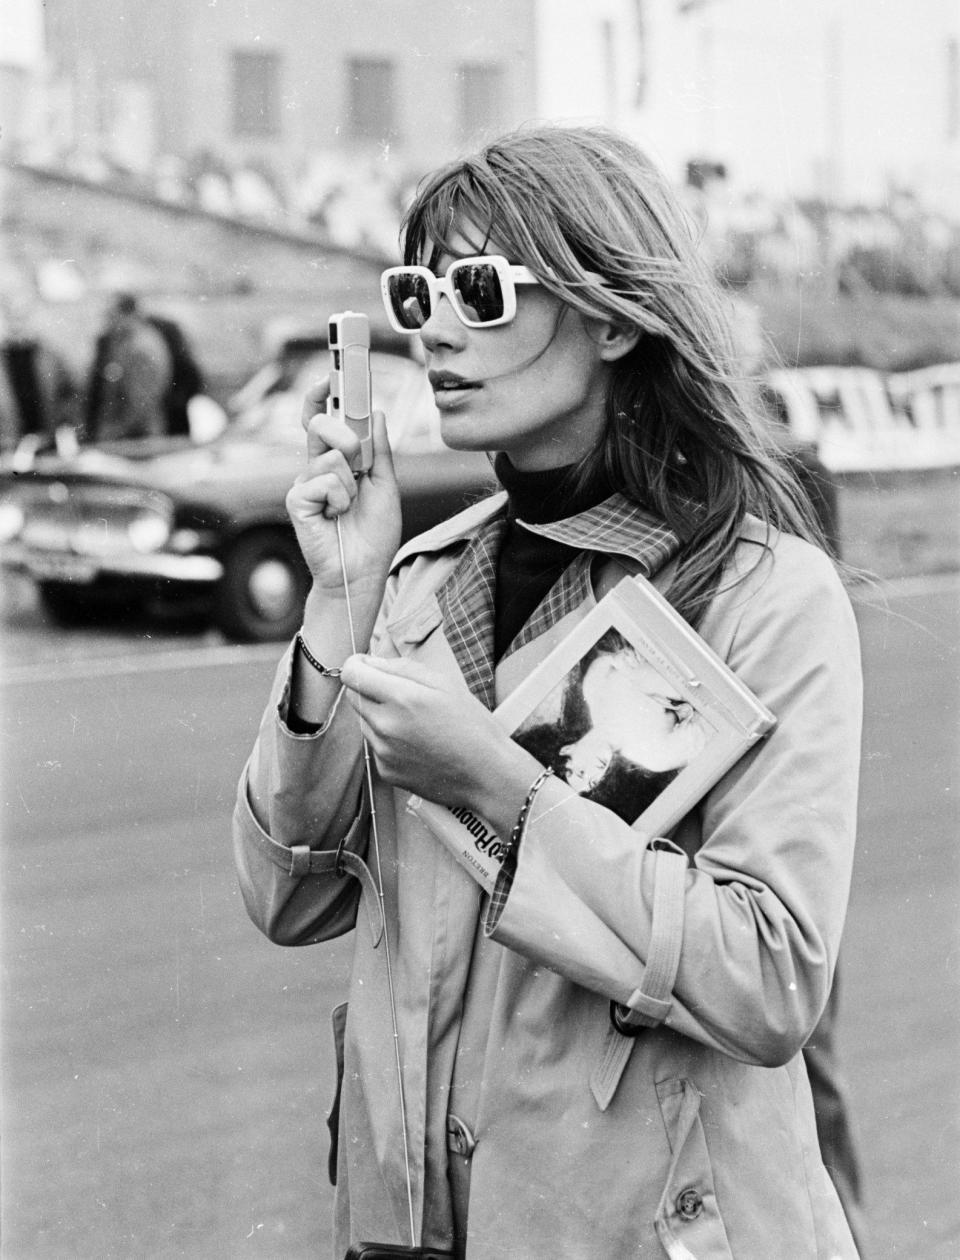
left=285, top=635, right=343, bottom=730
left=460, top=736, right=544, bottom=840
left=301, top=578, right=384, bottom=648
left=289, top=574, right=387, bottom=728
left=295, top=632, right=344, bottom=679
left=501, top=766, right=555, bottom=874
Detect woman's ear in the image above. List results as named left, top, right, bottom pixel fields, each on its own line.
left=592, top=318, right=641, bottom=363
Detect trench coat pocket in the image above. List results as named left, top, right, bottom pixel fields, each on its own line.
left=383, top=596, right=443, bottom=652
left=654, top=1077, right=733, bottom=1260
left=326, top=1002, right=349, bottom=1186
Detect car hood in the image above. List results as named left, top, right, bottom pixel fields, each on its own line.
left=4, top=438, right=299, bottom=513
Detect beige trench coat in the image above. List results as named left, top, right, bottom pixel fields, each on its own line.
left=234, top=496, right=863, bottom=1259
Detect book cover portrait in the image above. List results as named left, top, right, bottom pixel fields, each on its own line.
left=511, top=626, right=716, bottom=826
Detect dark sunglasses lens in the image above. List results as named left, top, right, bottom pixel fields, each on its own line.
left=388, top=272, right=431, bottom=329
left=452, top=263, right=505, bottom=324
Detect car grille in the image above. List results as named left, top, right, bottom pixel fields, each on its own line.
left=16, top=483, right=173, bottom=556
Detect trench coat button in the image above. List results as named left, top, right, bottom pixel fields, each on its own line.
left=446, top=1113, right=477, bottom=1158
left=675, top=1187, right=703, bottom=1220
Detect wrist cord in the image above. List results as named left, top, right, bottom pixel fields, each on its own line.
left=335, top=515, right=418, bottom=1248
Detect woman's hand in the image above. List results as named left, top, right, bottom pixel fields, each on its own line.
left=286, top=378, right=402, bottom=599
left=339, top=655, right=538, bottom=824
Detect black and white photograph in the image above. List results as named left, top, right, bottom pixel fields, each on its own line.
left=1, top=2, right=958, bottom=1257
left=512, top=626, right=714, bottom=822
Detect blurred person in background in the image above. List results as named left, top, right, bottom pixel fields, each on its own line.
left=0, top=286, right=80, bottom=455
left=145, top=307, right=206, bottom=437
left=83, top=292, right=173, bottom=441
left=235, top=124, right=864, bottom=1258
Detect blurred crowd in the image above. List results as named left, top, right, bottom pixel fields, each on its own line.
left=690, top=185, right=960, bottom=299
left=38, top=142, right=413, bottom=260
left=0, top=288, right=205, bottom=457
left=4, top=143, right=960, bottom=462
left=24, top=140, right=960, bottom=294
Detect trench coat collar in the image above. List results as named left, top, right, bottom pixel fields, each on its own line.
left=391, top=489, right=680, bottom=574
left=394, top=490, right=681, bottom=710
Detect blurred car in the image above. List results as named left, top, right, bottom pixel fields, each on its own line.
left=0, top=332, right=495, bottom=642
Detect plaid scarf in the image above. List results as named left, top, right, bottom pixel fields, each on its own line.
left=436, top=493, right=681, bottom=709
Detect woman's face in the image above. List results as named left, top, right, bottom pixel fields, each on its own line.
left=416, top=227, right=614, bottom=471
left=559, top=728, right=615, bottom=793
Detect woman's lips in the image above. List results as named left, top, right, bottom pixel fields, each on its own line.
left=429, top=370, right=482, bottom=407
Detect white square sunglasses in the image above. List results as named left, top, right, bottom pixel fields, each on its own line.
left=380, top=254, right=538, bottom=334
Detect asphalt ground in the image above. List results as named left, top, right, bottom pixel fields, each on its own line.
left=0, top=571, right=958, bottom=1258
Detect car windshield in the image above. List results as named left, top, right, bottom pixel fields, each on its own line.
left=232, top=349, right=444, bottom=454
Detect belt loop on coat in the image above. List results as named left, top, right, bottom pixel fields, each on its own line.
left=288, top=844, right=312, bottom=878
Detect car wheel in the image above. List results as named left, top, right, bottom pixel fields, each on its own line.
left=216, top=529, right=309, bottom=642
left=37, top=580, right=144, bottom=626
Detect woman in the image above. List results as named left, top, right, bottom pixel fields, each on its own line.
left=234, top=125, right=862, bottom=1258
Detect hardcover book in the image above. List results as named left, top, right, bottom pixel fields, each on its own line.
left=408, top=575, right=777, bottom=893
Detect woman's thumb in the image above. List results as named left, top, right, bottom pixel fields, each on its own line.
left=369, top=410, right=396, bottom=483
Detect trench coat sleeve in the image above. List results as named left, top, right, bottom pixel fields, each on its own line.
left=487, top=537, right=863, bottom=1068
left=233, top=555, right=404, bottom=947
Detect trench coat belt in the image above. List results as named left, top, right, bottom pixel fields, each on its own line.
left=239, top=765, right=383, bottom=946
left=590, top=841, right=688, bottom=1111
left=285, top=843, right=384, bottom=946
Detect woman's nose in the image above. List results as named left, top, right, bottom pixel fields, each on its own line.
left=418, top=295, right=468, bottom=354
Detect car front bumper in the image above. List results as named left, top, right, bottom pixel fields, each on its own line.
left=0, top=542, right=224, bottom=586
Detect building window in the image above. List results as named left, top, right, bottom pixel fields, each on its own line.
left=347, top=58, right=397, bottom=141
left=600, top=20, right=617, bottom=122
left=457, top=63, right=504, bottom=141
left=633, top=0, right=649, bottom=106
left=232, top=50, right=281, bottom=137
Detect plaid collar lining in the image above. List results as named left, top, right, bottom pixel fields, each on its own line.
left=435, top=515, right=508, bottom=709
left=434, top=495, right=681, bottom=709
left=516, top=491, right=678, bottom=563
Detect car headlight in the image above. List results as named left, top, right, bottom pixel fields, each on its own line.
left=0, top=500, right=24, bottom=543
left=168, top=528, right=204, bottom=554
left=127, top=511, right=171, bottom=553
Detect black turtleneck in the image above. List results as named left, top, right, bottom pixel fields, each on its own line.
left=493, top=453, right=614, bottom=661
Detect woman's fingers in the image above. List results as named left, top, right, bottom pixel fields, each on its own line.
left=301, top=376, right=331, bottom=429
left=286, top=443, right=360, bottom=517
left=340, top=654, right=407, bottom=705
left=287, top=469, right=356, bottom=520
left=302, top=375, right=394, bottom=477
left=367, top=411, right=394, bottom=484
left=340, top=654, right=448, bottom=701
left=304, top=408, right=368, bottom=467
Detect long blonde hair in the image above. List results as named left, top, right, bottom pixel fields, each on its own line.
left=401, top=124, right=825, bottom=627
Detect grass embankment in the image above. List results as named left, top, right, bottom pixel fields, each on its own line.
left=749, top=285, right=960, bottom=372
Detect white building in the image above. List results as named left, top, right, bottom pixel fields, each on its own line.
left=2, top=0, right=958, bottom=216
left=626, top=0, right=960, bottom=215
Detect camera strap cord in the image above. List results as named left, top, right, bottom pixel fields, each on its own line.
left=336, top=515, right=419, bottom=1248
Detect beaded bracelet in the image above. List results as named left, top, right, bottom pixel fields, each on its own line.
left=503, top=766, right=555, bottom=871
left=295, top=632, right=343, bottom=679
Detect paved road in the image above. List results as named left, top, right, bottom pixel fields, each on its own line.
left=1, top=574, right=958, bottom=1258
